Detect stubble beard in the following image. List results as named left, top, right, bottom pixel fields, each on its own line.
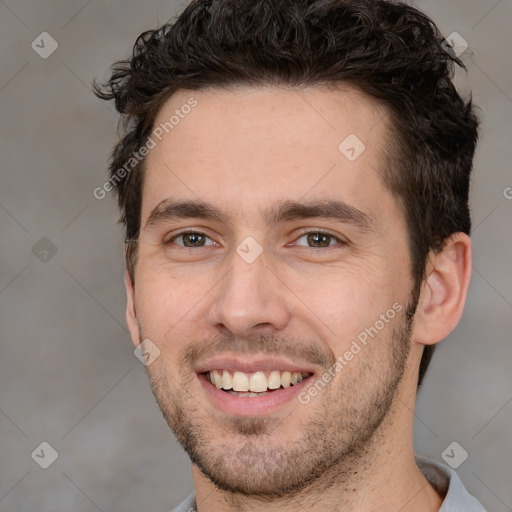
left=144, top=300, right=415, bottom=498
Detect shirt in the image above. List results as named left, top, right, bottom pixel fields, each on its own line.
left=170, top=457, right=487, bottom=511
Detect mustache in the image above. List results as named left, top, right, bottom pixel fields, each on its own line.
left=181, top=333, right=336, bottom=370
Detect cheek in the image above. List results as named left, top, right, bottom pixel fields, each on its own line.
left=287, top=260, right=402, bottom=352
left=134, top=266, right=205, bottom=338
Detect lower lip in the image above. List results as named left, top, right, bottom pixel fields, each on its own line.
left=198, top=373, right=312, bottom=416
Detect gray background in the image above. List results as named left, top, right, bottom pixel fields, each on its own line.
left=0, top=0, right=511, bottom=511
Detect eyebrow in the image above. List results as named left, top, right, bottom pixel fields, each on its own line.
left=145, top=199, right=227, bottom=230
left=264, top=199, right=375, bottom=232
left=144, top=198, right=376, bottom=233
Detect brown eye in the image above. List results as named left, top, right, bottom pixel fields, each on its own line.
left=307, top=232, right=331, bottom=247
left=294, top=231, right=343, bottom=248
left=170, top=232, right=214, bottom=247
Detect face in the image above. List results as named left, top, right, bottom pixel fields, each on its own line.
left=126, top=86, right=418, bottom=497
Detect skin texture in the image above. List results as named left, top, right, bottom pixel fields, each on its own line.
left=124, top=86, right=472, bottom=512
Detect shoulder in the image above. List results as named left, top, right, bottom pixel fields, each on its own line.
left=169, top=492, right=196, bottom=512
left=416, top=456, right=487, bottom=512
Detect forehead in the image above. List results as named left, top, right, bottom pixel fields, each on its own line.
left=142, top=86, right=394, bottom=224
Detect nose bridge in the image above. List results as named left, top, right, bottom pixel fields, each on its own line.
left=209, top=245, right=289, bottom=335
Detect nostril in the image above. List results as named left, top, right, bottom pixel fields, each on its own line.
left=254, top=322, right=272, bottom=329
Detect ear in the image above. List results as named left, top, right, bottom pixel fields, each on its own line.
left=412, top=232, right=472, bottom=346
left=124, top=269, right=141, bottom=348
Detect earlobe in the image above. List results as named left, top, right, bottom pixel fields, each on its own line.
left=413, top=233, right=472, bottom=346
left=124, top=269, right=141, bottom=347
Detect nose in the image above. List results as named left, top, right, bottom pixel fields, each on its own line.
left=207, top=246, right=291, bottom=338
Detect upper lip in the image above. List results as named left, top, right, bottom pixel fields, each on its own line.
left=195, top=356, right=317, bottom=375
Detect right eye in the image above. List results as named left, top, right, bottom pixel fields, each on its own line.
left=166, top=231, right=217, bottom=248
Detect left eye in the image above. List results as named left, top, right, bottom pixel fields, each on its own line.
left=169, top=232, right=216, bottom=247
left=294, top=231, right=342, bottom=248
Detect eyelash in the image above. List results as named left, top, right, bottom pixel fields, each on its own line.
left=165, top=229, right=346, bottom=249
left=165, top=231, right=217, bottom=248
left=292, top=228, right=346, bottom=248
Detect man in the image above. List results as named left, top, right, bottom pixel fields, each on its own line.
left=95, top=0, right=486, bottom=510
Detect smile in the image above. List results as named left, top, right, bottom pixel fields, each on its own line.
left=195, top=357, right=317, bottom=416
left=204, top=370, right=312, bottom=396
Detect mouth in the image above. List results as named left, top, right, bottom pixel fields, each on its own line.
left=196, top=359, right=316, bottom=416
left=203, top=369, right=313, bottom=397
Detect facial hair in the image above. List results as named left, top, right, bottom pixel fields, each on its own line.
left=143, top=298, right=416, bottom=499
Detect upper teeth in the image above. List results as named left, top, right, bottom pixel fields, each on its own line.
left=207, top=370, right=308, bottom=392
